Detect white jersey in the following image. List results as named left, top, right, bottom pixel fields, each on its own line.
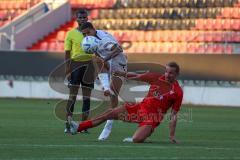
left=96, top=30, right=117, bottom=44
left=95, top=30, right=125, bottom=59
left=95, top=30, right=127, bottom=74
left=95, top=30, right=118, bottom=58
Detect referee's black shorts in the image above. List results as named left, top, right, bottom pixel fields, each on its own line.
left=69, top=60, right=96, bottom=89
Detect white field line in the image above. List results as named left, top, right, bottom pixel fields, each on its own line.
left=0, top=143, right=240, bottom=151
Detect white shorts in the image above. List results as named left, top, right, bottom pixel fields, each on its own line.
left=109, top=53, right=127, bottom=80
left=109, top=53, right=127, bottom=73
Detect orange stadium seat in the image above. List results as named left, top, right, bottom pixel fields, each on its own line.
left=39, top=42, right=48, bottom=51
left=89, top=9, right=99, bottom=19
left=219, top=7, right=232, bottom=18
left=194, top=19, right=206, bottom=30
left=232, top=32, right=240, bottom=42
left=151, top=31, right=161, bottom=42
left=56, top=31, right=66, bottom=42
left=203, top=31, right=214, bottom=42
left=231, top=19, right=240, bottom=30
left=20, top=2, right=28, bottom=9
left=144, top=31, right=154, bottom=42
left=0, top=11, right=7, bottom=20
left=222, top=19, right=232, bottom=30
left=205, top=19, right=215, bottom=30
left=0, top=1, right=7, bottom=10
left=48, top=42, right=57, bottom=51
left=212, top=19, right=223, bottom=30
left=223, top=44, right=233, bottom=54
left=186, top=43, right=196, bottom=53
left=55, top=43, right=64, bottom=51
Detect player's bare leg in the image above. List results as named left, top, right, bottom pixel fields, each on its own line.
left=123, top=125, right=153, bottom=143
left=70, top=105, right=128, bottom=134
left=98, top=75, right=123, bottom=140
left=110, top=75, right=123, bottom=108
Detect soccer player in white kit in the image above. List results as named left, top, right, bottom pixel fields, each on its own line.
left=80, top=22, right=127, bottom=140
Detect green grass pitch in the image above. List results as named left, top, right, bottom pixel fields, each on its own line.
left=0, top=98, right=240, bottom=160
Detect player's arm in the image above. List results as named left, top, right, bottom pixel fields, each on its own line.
left=65, top=51, right=71, bottom=80
left=103, top=44, right=123, bottom=62
left=169, top=91, right=183, bottom=144
left=114, top=71, right=161, bottom=83
left=169, top=110, right=179, bottom=144
left=64, top=32, right=72, bottom=81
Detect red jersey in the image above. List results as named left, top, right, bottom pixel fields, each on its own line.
left=138, top=72, right=183, bottom=114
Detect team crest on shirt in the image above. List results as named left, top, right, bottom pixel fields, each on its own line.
left=153, top=91, right=164, bottom=100
left=153, top=91, right=158, bottom=97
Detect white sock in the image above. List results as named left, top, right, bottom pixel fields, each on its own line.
left=105, top=120, right=113, bottom=130
left=98, top=73, right=110, bottom=91
left=123, top=137, right=133, bottom=143
left=98, top=120, right=113, bottom=140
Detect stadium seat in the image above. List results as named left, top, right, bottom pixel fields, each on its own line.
left=39, top=42, right=49, bottom=51
left=231, top=31, right=240, bottom=42
left=27, top=0, right=240, bottom=54
left=213, top=44, right=224, bottom=53
left=56, top=43, right=64, bottom=51
left=204, top=19, right=214, bottom=30
left=56, top=31, right=66, bottom=42
left=231, top=19, right=240, bottom=31
left=186, top=43, right=196, bottom=53
left=194, top=19, right=206, bottom=30
left=212, top=19, right=223, bottom=30
left=222, top=19, right=232, bottom=30
left=0, top=11, right=8, bottom=20
left=212, top=31, right=224, bottom=42
left=48, top=42, right=57, bottom=51
left=224, top=44, right=234, bottom=54
left=219, top=7, right=232, bottom=18
left=89, top=9, right=99, bottom=19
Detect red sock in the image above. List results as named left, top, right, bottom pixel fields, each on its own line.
left=77, top=120, right=93, bottom=132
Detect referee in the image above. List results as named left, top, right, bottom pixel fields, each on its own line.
left=64, top=9, right=96, bottom=133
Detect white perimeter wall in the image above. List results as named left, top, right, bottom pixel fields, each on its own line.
left=0, top=80, right=240, bottom=107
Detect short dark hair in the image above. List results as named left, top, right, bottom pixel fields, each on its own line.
left=80, top=22, right=95, bottom=31
left=166, top=61, right=180, bottom=75
left=76, top=9, right=88, bottom=16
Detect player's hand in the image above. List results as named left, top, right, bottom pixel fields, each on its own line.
left=169, top=136, right=180, bottom=144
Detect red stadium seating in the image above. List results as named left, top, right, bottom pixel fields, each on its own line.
left=27, top=0, right=240, bottom=54
left=0, top=0, right=40, bottom=27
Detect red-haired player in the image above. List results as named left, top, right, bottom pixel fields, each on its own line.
left=70, top=62, right=183, bottom=143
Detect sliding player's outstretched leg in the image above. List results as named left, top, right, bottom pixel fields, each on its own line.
left=70, top=105, right=127, bottom=135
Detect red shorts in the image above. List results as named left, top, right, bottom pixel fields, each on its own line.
left=124, top=102, right=163, bottom=129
